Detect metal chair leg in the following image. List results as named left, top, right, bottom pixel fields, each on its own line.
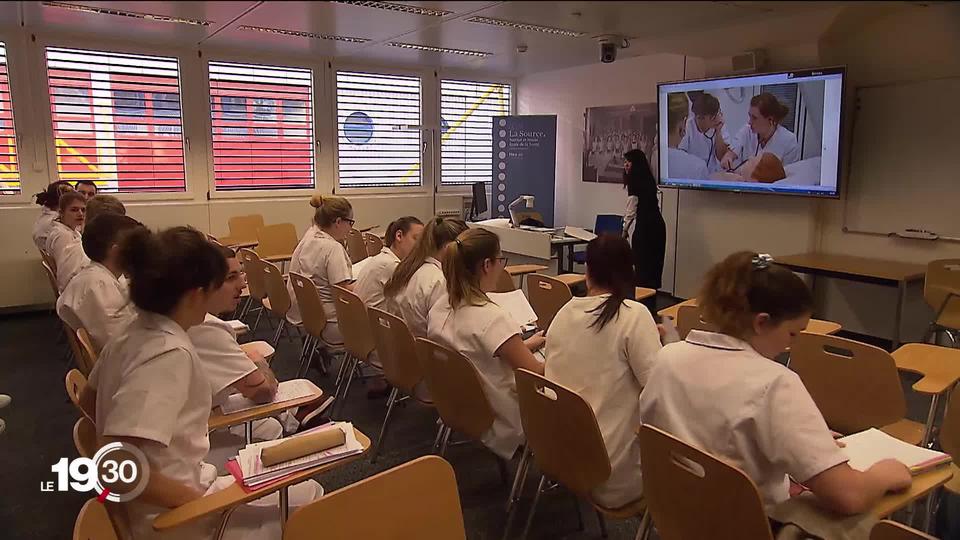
left=432, top=421, right=445, bottom=453
left=596, top=510, right=608, bottom=538
left=251, top=307, right=264, bottom=334
left=370, top=387, right=400, bottom=464
left=334, top=357, right=360, bottom=417
left=573, top=495, right=584, bottom=531
left=506, top=445, right=532, bottom=512
left=520, top=476, right=547, bottom=540
left=271, top=319, right=286, bottom=348
left=439, top=426, right=452, bottom=457
left=635, top=510, right=652, bottom=540
left=296, top=336, right=314, bottom=378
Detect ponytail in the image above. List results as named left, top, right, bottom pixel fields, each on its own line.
left=34, top=181, right=74, bottom=210
left=442, top=228, right=499, bottom=309
left=584, top=234, right=637, bottom=331
left=384, top=216, right=467, bottom=298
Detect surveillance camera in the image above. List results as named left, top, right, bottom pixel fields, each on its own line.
left=600, top=41, right=617, bottom=63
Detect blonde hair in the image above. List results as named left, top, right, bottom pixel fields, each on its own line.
left=86, top=194, right=126, bottom=223
left=310, top=194, right=352, bottom=228
left=384, top=216, right=467, bottom=298
left=442, top=228, right=500, bottom=309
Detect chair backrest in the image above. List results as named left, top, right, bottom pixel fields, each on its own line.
left=288, top=272, right=328, bottom=339
left=515, top=369, right=611, bottom=497
left=41, top=248, right=58, bottom=274
left=367, top=307, right=424, bottom=395
left=261, top=260, right=291, bottom=316
left=594, top=214, right=624, bottom=236
left=283, top=456, right=466, bottom=540
left=346, top=228, right=368, bottom=264
left=638, top=425, right=774, bottom=540
left=74, top=498, right=120, bottom=540
left=255, top=223, right=298, bottom=259
left=66, top=369, right=95, bottom=422
left=41, top=259, right=60, bottom=299
left=493, top=268, right=515, bottom=293
left=790, top=332, right=906, bottom=434
left=526, top=274, right=572, bottom=330
left=416, top=338, right=494, bottom=441
left=675, top=304, right=716, bottom=340
left=870, top=520, right=937, bottom=540
left=924, top=259, right=960, bottom=319
left=73, top=416, right=99, bottom=459
left=938, top=378, right=960, bottom=462
left=227, top=214, right=264, bottom=243
left=332, top=285, right=375, bottom=360
left=64, top=322, right=89, bottom=375
left=75, top=328, right=98, bottom=373
left=238, top=248, right=268, bottom=301
left=363, top=232, right=384, bottom=257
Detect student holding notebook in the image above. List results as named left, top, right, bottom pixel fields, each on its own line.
left=427, top=228, right=545, bottom=460
left=637, top=252, right=911, bottom=515
left=85, top=226, right=320, bottom=540
left=355, top=216, right=423, bottom=311
left=45, top=191, right=90, bottom=291
left=545, top=235, right=662, bottom=508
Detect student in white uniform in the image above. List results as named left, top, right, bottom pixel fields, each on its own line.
left=32, top=180, right=74, bottom=252
left=85, top=194, right=126, bottom=223
left=721, top=92, right=800, bottom=170
left=84, top=226, right=321, bottom=540
left=545, top=235, right=662, bottom=508
left=678, top=93, right=730, bottom=173
left=75, top=179, right=98, bottom=200
left=45, top=191, right=90, bottom=291
left=57, top=213, right=142, bottom=353
left=638, top=252, right=911, bottom=515
left=354, top=216, right=423, bottom=311
left=428, top=228, right=546, bottom=460
left=286, top=195, right=355, bottom=345
left=384, top=216, right=467, bottom=339
left=665, top=93, right=709, bottom=180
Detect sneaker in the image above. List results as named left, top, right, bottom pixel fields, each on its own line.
left=295, top=396, right=334, bottom=432
left=0, top=395, right=10, bottom=409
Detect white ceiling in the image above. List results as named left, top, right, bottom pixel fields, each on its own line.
left=3, top=1, right=918, bottom=77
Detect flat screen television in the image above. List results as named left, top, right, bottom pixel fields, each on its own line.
left=657, top=67, right=844, bottom=197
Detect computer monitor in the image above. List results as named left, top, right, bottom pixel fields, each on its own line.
left=469, top=181, right=488, bottom=221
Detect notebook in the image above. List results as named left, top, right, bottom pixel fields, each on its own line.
left=220, top=379, right=321, bottom=415
left=488, top=290, right=538, bottom=328
left=839, top=428, right=951, bottom=474
left=563, top=226, right=597, bottom=242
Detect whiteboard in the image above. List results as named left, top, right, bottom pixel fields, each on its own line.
left=845, top=77, right=960, bottom=238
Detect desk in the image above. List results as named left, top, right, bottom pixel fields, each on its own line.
left=208, top=381, right=324, bottom=441
left=892, top=344, right=960, bottom=446
left=775, top=253, right=926, bottom=349
left=220, top=237, right=258, bottom=249
left=552, top=236, right=587, bottom=274
left=871, top=465, right=953, bottom=518
left=240, top=341, right=275, bottom=363
left=636, top=288, right=656, bottom=301
left=657, top=298, right=842, bottom=336
left=154, top=427, right=371, bottom=532
left=506, top=264, right=549, bottom=277
left=470, top=223, right=587, bottom=273
left=262, top=253, right=293, bottom=263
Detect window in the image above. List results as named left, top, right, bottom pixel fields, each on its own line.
left=45, top=47, right=186, bottom=193
left=336, top=71, right=422, bottom=188
left=440, top=79, right=511, bottom=186
left=0, top=42, right=21, bottom=195
left=209, top=61, right=314, bottom=190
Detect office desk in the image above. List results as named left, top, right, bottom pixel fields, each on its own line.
left=470, top=223, right=587, bottom=273
left=776, top=253, right=926, bottom=348
left=657, top=298, right=841, bottom=336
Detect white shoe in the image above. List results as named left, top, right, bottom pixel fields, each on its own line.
left=0, top=395, right=10, bottom=409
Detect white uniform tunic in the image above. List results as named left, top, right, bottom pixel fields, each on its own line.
left=678, top=116, right=730, bottom=173
left=545, top=295, right=661, bottom=508
left=389, top=257, right=445, bottom=339
left=637, top=330, right=848, bottom=508
left=33, top=207, right=59, bottom=252
left=286, top=227, right=352, bottom=345
left=428, top=298, right=523, bottom=459
left=56, top=262, right=136, bottom=353
left=666, top=147, right=709, bottom=181
left=354, top=247, right=400, bottom=311
left=45, top=221, right=90, bottom=292
left=729, top=123, right=801, bottom=167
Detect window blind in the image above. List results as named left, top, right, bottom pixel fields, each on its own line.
left=45, top=47, right=185, bottom=193
left=209, top=61, right=314, bottom=190
left=440, top=79, right=510, bottom=186
left=335, top=70, right=422, bottom=188
left=0, top=43, right=20, bottom=195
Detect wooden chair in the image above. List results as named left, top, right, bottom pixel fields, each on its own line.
left=73, top=416, right=98, bottom=458
left=790, top=333, right=923, bottom=444
left=346, top=229, right=368, bottom=264
left=675, top=304, right=715, bottom=340
left=870, top=520, right=937, bottom=540
left=366, top=307, right=433, bottom=463
left=638, top=424, right=774, bottom=540
left=331, top=285, right=376, bottom=413
left=75, top=328, right=98, bottom=373
left=261, top=260, right=294, bottom=347
left=283, top=456, right=466, bottom=540
left=66, top=369, right=95, bottom=422
left=226, top=214, right=264, bottom=245
left=363, top=232, right=383, bottom=257
left=554, top=273, right=586, bottom=288
left=41, top=259, right=60, bottom=299
left=937, top=381, right=960, bottom=496
left=288, top=272, right=338, bottom=378
left=512, top=369, right=646, bottom=539
left=923, top=259, right=960, bottom=345
left=255, top=223, right=298, bottom=264
left=527, top=274, right=572, bottom=330
left=73, top=498, right=119, bottom=540
left=415, top=338, right=494, bottom=456
left=238, top=248, right=268, bottom=329
left=493, top=268, right=516, bottom=293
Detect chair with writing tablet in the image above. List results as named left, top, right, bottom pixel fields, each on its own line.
left=256, top=223, right=299, bottom=269
left=510, top=369, right=648, bottom=540
left=237, top=248, right=268, bottom=328
left=262, top=260, right=295, bottom=348
left=346, top=229, right=368, bottom=265
left=288, top=272, right=339, bottom=378
left=790, top=333, right=924, bottom=445
left=331, top=285, right=376, bottom=415
left=65, top=369, right=94, bottom=423
left=526, top=274, right=572, bottom=330
left=223, top=214, right=264, bottom=247
left=638, top=424, right=774, bottom=540
left=923, top=259, right=960, bottom=346
left=362, top=232, right=383, bottom=257
left=283, top=456, right=466, bottom=540
left=870, top=520, right=937, bottom=540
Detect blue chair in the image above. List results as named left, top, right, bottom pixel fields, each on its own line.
left=572, top=214, right=623, bottom=265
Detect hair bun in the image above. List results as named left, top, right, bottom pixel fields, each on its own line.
left=310, top=194, right=323, bottom=209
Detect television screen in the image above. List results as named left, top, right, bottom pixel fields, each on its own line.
left=657, top=67, right=844, bottom=197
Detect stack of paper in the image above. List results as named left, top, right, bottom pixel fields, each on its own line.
left=839, top=428, right=951, bottom=474
left=488, top=290, right=538, bottom=328
left=563, top=226, right=597, bottom=242
left=225, top=319, right=250, bottom=335
left=220, top=379, right=320, bottom=415
left=236, top=422, right=363, bottom=488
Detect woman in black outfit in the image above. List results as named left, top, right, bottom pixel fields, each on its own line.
left=622, top=149, right=666, bottom=310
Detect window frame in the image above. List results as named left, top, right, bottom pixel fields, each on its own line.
left=0, top=38, right=25, bottom=202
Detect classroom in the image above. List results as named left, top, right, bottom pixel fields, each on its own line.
left=2, top=1, right=960, bottom=539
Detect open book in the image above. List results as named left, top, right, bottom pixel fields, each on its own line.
left=839, top=428, right=951, bottom=475
left=235, top=422, right=363, bottom=488
left=220, top=379, right=321, bottom=415
left=488, top=290, right=538, bottom=328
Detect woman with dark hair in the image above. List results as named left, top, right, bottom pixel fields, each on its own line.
left=544, top=234, right=662, bottom=507
left=622, top=149, right=666, bottom=308
left=721, top=92, right=800, bottom=170
left=32, top=180, right=74, bottom=251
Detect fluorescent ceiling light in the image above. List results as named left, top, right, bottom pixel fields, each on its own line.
left=237, top=25, right=370, bottom=43
left=388, top=42, right=491, bottom=57
left=41, top=1, right=213, bottom=26
left=331, top=1, right=453, bottom=17
left=466, top=16, right=584, bottom=37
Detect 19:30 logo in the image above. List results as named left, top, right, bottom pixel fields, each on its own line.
left=42, top=442, right=150, bottom=502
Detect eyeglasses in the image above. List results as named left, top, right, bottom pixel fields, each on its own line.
left=342, top=218, right=356, bottom=226
left=495, top=256, right=509, bottom=266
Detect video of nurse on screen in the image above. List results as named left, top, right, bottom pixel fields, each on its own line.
left=664, top=80, right=825, bottom=187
